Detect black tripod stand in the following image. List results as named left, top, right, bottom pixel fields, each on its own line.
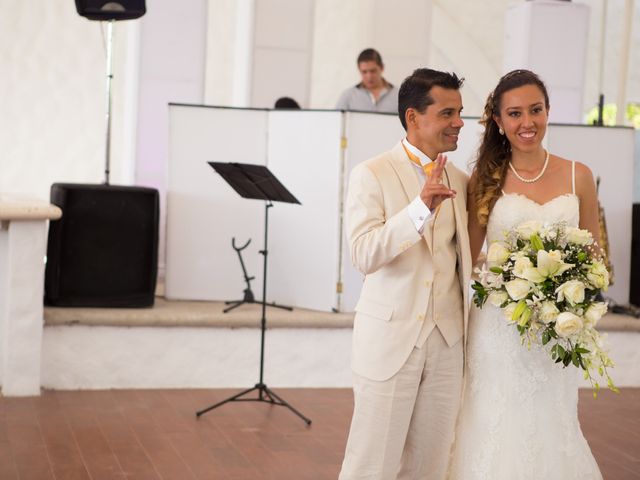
left=197, top=163, right=311, bottom=425
left=224, top=237, right=292, bottom=313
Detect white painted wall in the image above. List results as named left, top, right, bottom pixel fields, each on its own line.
left=0, top=0, right=138, bottom=199
left=309, top=0, right=433, bottom=109
left=40, top=325, right=640, bottom=389
left=504, top=1, right=590, bottom=124
left=134, top=0, right=208, bottom=276
left=251, top=0, right=314, bottom=108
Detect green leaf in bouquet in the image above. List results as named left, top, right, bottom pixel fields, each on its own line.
left=542, top=330, right=551, bottom=345
left=577, top=251, right=587, bottom=262
left=530, top=234, right=544, bottom=251
left=571, top=351, right=580, bottom=368
left=511, top=300, right=527, bottom=321
left=575, top=346, right=591, bottom=354
left=518, top=306, right=532, bottom=327
left=489, top=266, right=504, bottom=274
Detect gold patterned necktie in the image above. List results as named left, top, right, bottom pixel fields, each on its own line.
left=403, top=144, right=436, bottom=176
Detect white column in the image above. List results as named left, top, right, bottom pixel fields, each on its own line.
left=615, top=0, right=635, bottom=126
left=504, top=0, right=590, bottom=124
left=0, top=196, right=61, bottom=396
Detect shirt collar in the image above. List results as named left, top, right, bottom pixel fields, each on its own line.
left=402, top=138, right=433, bottom=167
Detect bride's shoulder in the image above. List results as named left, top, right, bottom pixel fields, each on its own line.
left=550, top=154, right=593, bottom=178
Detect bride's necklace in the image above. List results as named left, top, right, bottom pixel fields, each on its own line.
left=509, top=150, right=550, bottom=184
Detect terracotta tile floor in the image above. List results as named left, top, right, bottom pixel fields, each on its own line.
left=0, top=388, right=637, bottom=479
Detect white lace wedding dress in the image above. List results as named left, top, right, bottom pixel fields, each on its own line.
left=448, top=190, right=603, bottom=480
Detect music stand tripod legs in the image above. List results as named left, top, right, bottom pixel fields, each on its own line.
left=196, top=196, right=311, bottom=426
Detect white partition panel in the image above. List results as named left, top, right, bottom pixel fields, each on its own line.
left=166, top=105, right=268, bottom=300
left=341, top=112, right=404, bottom=311
left=547, top=125, right=635, bottom=304
left=166, top=107, right=634, bottom=311
left=267, top=110, right=344, bottom=311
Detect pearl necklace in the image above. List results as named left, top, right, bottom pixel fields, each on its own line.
left=509, top=150, right=550, bottom=184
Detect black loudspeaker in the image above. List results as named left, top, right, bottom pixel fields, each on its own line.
left=75, top=0, right=146, bottom=21
left=630, top=203, right=640, bottom=306
left=45, top=183, right=159, bottom=307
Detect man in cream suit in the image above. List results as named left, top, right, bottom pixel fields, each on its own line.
left=339, top=68, right=472, bottom=480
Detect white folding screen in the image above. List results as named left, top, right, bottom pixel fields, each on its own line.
left=341, top=113, right=405, bottom=311
left=267, top=110, right=343, bottom=311
left=547, top=125, right=635, bottom=305
left=166, top=105, right=268, bottom=301
left=166, top=106, right=634, bottom=310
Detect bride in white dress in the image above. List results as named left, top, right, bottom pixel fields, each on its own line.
left=449, top=70, right=603, bottom=480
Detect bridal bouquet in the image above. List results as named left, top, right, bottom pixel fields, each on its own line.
left=472, top=220, right=617, bottom=395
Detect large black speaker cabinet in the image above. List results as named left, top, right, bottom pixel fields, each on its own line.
left=75, top=0, right=146, bottom=21
left=630, top=203, right=640, bottom=306
left=45, top=183, right=159, bottom=307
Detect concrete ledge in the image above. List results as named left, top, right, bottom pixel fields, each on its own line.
left=43, top=298, right=640, bottom=332
left=0, top=194, right=61, bottom=221
left=44, top=298, right=354, bottom=329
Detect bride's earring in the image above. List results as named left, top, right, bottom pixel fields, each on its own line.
left=499, top=127, right=504, bottom=135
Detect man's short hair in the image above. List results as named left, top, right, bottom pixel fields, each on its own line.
left=274, top=97, right=300, bottom=109
left=398, top=68, right=464, bottom=130
left=357, top=48, right=383, bottom=67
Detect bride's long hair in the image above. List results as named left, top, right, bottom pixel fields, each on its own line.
left=473, top=70, right=550, bottom=225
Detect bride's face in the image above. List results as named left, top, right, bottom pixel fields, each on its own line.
left=493, top=84, right=549, bottom=154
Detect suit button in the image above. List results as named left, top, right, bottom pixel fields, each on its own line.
left=424, top=280, right=431, bottom=287
left=417, top=314, right=424, bottom=321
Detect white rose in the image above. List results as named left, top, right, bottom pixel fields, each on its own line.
left=584, top=302, right=608, bottom=326
left=512, top=256, right=533, bottom=278
left=488, top=290, right=509, bottom=307
left=537, top=250, right=573, bottom=278
left=505, top=278, right=531, bottom=301
left=555, top=311, right=584, bottom=337
left=516, top=220, right=542, bottom=240
left=502, top=302, right=518, bottom=321
left=565, top=227, right=593, bottom=246
left=539, top=301, right=560, bottom=324
left=487, top=242, right=510, bottom=266
left=555, top=280, right=586, bottom=306
left=586, top=261, right=610, bottom=291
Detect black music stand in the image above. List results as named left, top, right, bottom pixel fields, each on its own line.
left=196, top=162, right=311, bottom=425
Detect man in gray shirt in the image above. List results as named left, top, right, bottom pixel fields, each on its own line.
left=336, top=48, right=399, bottom=113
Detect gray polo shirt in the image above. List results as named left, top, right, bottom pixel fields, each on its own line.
left=335, top=83, right=399, bottom=113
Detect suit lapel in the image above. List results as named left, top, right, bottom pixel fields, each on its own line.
left=447, top=165, right=472, bottom=343
left=388, top=142, right=433, bottom=251
left=388, top=142, right=421, bottom=202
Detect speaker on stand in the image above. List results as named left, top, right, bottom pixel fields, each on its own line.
left=44, top=2, right=153, bottom=307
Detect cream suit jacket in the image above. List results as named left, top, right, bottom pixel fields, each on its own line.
left=346, top=141, right=472, bottom=381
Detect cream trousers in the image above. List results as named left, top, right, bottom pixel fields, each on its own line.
left=339, top=327, right=463, bottom=480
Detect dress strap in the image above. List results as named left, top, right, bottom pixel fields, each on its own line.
left=571, top=161, right=576, bottom=194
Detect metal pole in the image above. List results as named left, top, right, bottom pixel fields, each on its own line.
left=615, top=0, right=634, bottom=126
left=597, top=0, right=608, bottom=125
left=259, top=201, right=272, bottom=386
left=104, top=20, right=115, bottom=185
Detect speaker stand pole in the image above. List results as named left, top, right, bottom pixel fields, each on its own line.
left=103, top=19, right=115, bottom=186
left=196, top=201, right=311, bottom=425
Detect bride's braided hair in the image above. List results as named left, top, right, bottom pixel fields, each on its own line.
left=473, top=69, right=550, bottom=225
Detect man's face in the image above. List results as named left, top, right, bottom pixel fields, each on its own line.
left=358, top=61, right=384, bottom=90
left=406, top=86, right=464, bottom=159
